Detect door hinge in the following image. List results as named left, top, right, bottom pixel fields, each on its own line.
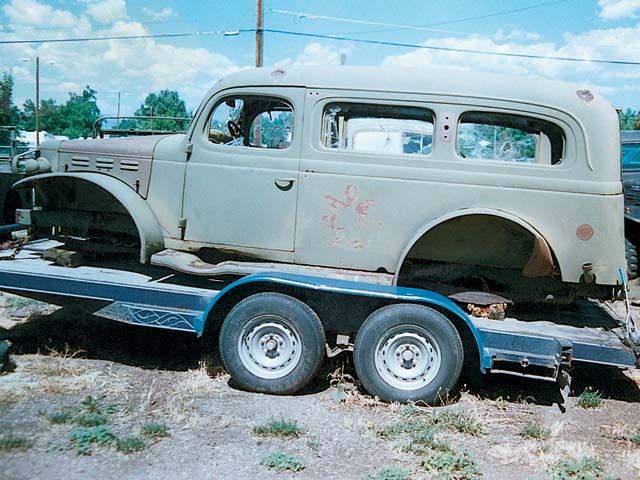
left=185, top=141, right=193, bottom=159
left=178, top=218, right=187, bottom=240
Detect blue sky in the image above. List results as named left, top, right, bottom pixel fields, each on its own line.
left=1, top=0, right=640, bottom=117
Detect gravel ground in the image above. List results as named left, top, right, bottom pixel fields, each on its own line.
left=1, top=293, right=640, bottom=480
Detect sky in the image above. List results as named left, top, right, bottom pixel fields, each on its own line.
left=1, top=0, right=640, bottom=118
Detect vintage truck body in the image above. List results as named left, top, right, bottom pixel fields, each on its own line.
left=12, top=66, right=626, bottom=301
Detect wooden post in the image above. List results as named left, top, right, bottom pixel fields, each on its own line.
left=35, top=56, right=40, bottom=147
left=256, top=0, right=263, bottom=67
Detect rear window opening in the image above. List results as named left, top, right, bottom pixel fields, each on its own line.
left=457, top=111, right=565, bottom=165
left=322, top=102, right=435, bottom=157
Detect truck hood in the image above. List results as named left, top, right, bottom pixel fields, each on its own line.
left=58, top=135, right=171, bottom=158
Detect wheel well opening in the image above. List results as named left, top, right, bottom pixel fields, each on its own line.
left=398, top=214, right=558, bottom=293
left=20, top=177, right=141, bottom=254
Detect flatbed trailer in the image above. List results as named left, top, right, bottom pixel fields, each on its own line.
left=0, top=239, right=638, bottom=404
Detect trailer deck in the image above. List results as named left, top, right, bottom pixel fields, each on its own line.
left=0, top=241, right=636, bottom=384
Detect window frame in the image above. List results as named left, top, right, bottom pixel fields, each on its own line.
left=318, top=100, right=436, bottom=159
left=203, top=93, right=296, bottom=151
left=454, top=110, right=567, bottom=167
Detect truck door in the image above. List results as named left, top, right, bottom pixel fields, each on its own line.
left=183, top=88, right=303, bottom=251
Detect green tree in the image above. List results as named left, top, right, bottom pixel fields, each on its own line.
left=620, top=108, right=640, bottom=130
left=0, top=72, right=19, bottom=127
left=127, top=90, right=191, bottom=132
left=59, top=86, right=101, bottom=139
left=0, top=72, right=20, bottom=149
left=19, top=86, right=100, bottom=139
left=21, top=98, right=63, bottom=133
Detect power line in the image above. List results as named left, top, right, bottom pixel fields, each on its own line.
left=264, top=29, right=640, bottom=66
left=269, top=9, right=471, bottom=36
left=0, top=29, right=251, bottom=45
left=270, top=1, right=572, bottom=36
left=2, top=26, right=639, bottom=66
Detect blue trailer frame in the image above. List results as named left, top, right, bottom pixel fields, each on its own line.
left=0, top=244, right=636, bottom=387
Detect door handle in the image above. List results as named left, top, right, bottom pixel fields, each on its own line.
left=274, top=178, right=295, bottom=191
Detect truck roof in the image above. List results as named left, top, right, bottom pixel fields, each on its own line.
left=212, top=66, right=613, bottom=117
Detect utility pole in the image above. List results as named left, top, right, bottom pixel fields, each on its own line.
left=256, top=0, right=263, bottom=67
left=116, top=91, right=121, bottom=129
left=35, top=56, right=40, bottom=146
left=254, top=0, right=264, bottom=145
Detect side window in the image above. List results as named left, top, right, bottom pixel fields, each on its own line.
left=457, top=112, right=565, bottom=165
left=207, top=95, right=294, bottom=149
left=322, top=102, right=434, bottom=156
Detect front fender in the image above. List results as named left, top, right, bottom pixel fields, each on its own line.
left=14, top=172, right=164, bottom=263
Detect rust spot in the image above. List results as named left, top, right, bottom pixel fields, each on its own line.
left=576, top=224, right=594, bottom=241
left=321, top=185, right=378, bottom=248
left=522, top=234, right=555, bottom=278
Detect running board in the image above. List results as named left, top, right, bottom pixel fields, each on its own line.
left=150, top=249, right=394, bottom=285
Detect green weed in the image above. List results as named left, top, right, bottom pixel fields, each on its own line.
left=74, top=412, right=107, bottom=427
left=421, top=448, right=481, bottom=480
left=519, top=422, right=551, bottom=440
left=261, top=451, right=305, bottom=472
left=364, top=467, right=412, bottom=480
left=116, top=436, right=146, bottom=453
left=47, top=410, right=74, bottom=425
left=577, top=390, right=603, bottom=410
left=81, top=396, right=117, bottom=415
left=252, top=419, right=301, bottom=438
left=68, top=425, right=115, bottom=455
left=141, top=422, right=169, bottom=438
left=0, top=433, right=33, bottom=452
left=549, top=456, right=603, bottom=480
left=431, top=410, right=484, bottom=437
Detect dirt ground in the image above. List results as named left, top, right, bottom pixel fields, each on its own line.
left=1, top=293, right=640, bottom=480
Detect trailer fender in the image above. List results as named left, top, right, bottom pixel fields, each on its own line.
left=13, top=172, right=164, bottom=263
left=198, top=272, right=491, bottom=371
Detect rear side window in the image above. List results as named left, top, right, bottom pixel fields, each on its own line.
left=322, top=102, right=434, bottom=156
left=457, top=112, right=565, bottom=165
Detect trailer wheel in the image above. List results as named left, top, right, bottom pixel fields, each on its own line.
left=353, top=304, right=463, bottom=404
left=219, top=293, right=325, bottom=395
left=626, top=238, right=638, bottom=280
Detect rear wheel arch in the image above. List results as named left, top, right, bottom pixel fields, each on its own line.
left=13, top=172, right=164, bottom=263
left=394, top=208, right=559, bottom=284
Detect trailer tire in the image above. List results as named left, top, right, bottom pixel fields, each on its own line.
left=353, top=304, right=463, bottom=404
left=219, top=293, right=325, bottom=395
left=626, top=238, right=638, bottom=280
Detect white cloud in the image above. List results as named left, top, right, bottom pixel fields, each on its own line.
left=599, top=0, right=640, bottom=20
left=142, top=7, right=174, bottom=20
left=382, top=23, right=640, bottom=98
left=0, top=0, right=240, bottom=115
left=86, top=0, right=127, bottom=24
left=275, top=43, right=353, bottom=67
left=492, top=29, right=542, bottom=42
left=2, top=0, right=79, bottom=27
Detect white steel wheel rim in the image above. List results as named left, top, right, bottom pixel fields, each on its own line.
left=374, top=325, right=442, bottom=391
left=238, top=314, right=302, bottom=379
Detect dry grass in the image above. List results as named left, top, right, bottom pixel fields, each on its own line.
left=489, top=438, right=597, bottom=473
left=0, top=355, right=103, bottom=401
left=327, top=365, right=383, bottom=409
